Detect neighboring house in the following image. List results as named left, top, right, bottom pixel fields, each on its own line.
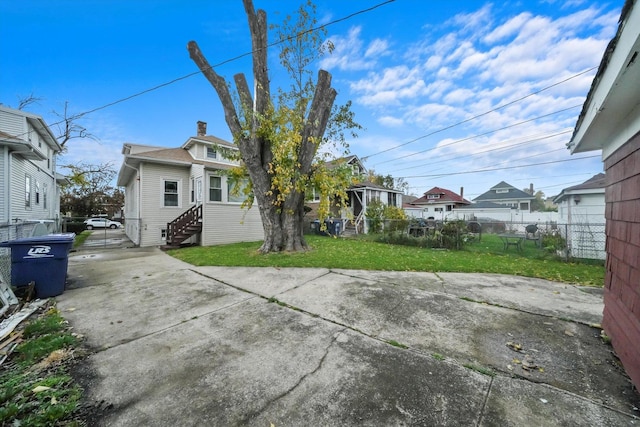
left=116, top=121, right=263, bottom=248
left=404, top=187, right=470, bottom=219
left=473, top=181, right=536, bottom=212
left=554, top=173, right=605, bottom=223
left=566, top=0, right=640, bottom=389
left=451, top=201, right=513, bottom=221
left=553, top=173, right=606, bottom=260
left=305, top=155, right=404, bottom=234
left=0, top=106, right=63, bottom=240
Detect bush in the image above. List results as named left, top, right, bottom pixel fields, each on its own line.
left=541, top=231, right=567, bottom=253
left=365, top=200, right=385, bottom=234
left=440, top=220, right=468, bottom=250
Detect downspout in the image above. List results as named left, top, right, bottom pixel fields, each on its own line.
left=5, top=149, right=15, bottom=225
left=121, top=160, right=141, bottom=245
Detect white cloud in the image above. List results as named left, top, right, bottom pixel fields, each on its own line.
left=320, top=26, right=390, bottom=72
left=484, top=12, right=532, bottom=44
left=365, top=38, right=390, bottom=58
left=378, top=115, right=404, bottom=127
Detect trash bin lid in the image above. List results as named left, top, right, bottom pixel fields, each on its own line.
left=0, top=233, right=76, bottom=247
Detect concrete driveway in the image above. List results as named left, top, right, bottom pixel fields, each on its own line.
left=56, top=236, right=640, bottom=426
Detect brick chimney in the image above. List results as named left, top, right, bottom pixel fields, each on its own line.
left=197, top=121, right=207, bottom=137
left=529, top=183, right=534, bottom=195
left=460, top=187, right=464, bottom=199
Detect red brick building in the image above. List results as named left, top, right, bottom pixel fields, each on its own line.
left=568, top=0, right=640, bottom=388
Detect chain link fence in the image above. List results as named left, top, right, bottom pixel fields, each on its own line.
left=346, top=218, right=606, bottom=261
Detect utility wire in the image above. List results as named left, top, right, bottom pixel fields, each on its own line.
left=362, top=66, right=598, bottom=161
left=401, top=130, right=571, bottom=175
left=13, top=0, right=396, bottom=137
left=399, top=154, right=600, bottom=179
left=374, top=104, right=582, bottom=167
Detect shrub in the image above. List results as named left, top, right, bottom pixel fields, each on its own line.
left=365, top=200, right=385, bottom=234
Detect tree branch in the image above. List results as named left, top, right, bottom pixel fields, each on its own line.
left=187, top=41, right=242, bottom=137
left=243, top=0, right=270, bottom=114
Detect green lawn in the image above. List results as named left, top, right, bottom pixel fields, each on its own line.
left=168, top=233, right=605, bottom=287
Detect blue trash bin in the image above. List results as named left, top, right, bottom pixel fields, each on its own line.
left=0, top=233, right=75, bottom=298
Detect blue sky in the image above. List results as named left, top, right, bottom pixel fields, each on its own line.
left=0, top=0, right=622, bottom=200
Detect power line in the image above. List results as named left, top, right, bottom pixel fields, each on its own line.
left=389, top=129, right=572, bottom=173
left=374, top=104, right=581, bottom=167
left=14, top=0, right=397, bottom=137
left=362, top=66, right=598, bottom=160
left=399, top=154, right=600, bottom=179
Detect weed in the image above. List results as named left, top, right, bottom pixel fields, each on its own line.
left=0, top=307, right=83, bottom=425
left=432, top=353, right=445, bottom=361
left=463, top=363, right=496, bottom=377
left=387, top=340, right=408, bottom=349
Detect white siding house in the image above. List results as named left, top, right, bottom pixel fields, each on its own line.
left=0, top=106, right=63, bottom=239
left=116, top=122, right=263, bottom=247
left=553, top=173, right=606, bottom=260
left=305, top=155, right=405, bottom=234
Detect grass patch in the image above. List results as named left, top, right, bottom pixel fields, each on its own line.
left=463, top=363, right=496, bottom=377
left=72, top=231, right=91, bottom=248
left=0, top=306, right=83, bottom=426
left=432, top=353, right=445, bottom=361
left=386, top=340, right=408, bottom=349
left=168, top=234, right=604, bottom=286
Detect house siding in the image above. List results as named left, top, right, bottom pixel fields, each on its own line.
left=603, top=131, right=640, bottom=389
left=201, top=204, right=263, bottom=246
left=0, top=147, right=6, bottom=221
left=139, top=162, right=191, bottom=247
left=1, top=109, right=25, bottom=136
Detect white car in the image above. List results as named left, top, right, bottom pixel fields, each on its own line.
left=84, top=218, right=122, bottom=230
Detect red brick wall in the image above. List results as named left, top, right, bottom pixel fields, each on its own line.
left=603, top=131, right=640, bottom=389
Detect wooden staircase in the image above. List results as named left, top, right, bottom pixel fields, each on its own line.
left=161, top=204, right=203, bottom=250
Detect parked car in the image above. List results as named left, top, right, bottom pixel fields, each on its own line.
left=84, top=218, right=122, bottom=230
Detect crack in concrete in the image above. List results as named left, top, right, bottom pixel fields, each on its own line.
left=476, top=376, right=494, bottom=427
left=239, top=328, right=347, bottom=424
left=92, top=296, right=257, bottom=354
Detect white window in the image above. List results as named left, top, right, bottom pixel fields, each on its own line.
left=209, top=176, right=222, bottom=202
left=161, top=229, right=167, bottom=240
left=43, top=183, right=48, bottom=209
left=25, top=175, right=31, bottom=208
left=207, top=147, right=217, bottom=159
left=35, top=181, right=40, bottom=205
left=190, top=178, right=195, bottom=203
left=163, top=180, right=179, bottom=207
left=496, top=188, right=509, bottom=194
left=427, top=194, right=440, bottom=199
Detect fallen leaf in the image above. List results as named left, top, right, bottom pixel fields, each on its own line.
left=66, top=307, right=76, bottom=312
left=564, top=330, right=575, bottom=337
left=540, top=398, right=548, bottom=404
left=507, top=342, right=523, bottom=352
left=33, top=386, right=51, bottom=393
left=51, top=396, right=58, bottom=404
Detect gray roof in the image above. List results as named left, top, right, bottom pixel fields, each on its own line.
left=473, top=181, right=535, bottom=202
left=553, top=173, right=606, bottom=203
left=456, top=201, right=511, bottom=210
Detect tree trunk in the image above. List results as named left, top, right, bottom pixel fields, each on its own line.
left=187, top=0, right=336, bottom=253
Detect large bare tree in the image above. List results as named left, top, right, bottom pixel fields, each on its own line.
left=189, top=0, right=357, bottom=253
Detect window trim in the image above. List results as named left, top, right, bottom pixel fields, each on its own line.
left=208, top=175, right=222, bottom=202
left=206, top=146, right=217, bottom=159
left=25, top=174, right=32, bottom=209
left=162, top=179, right=181, bottom=208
